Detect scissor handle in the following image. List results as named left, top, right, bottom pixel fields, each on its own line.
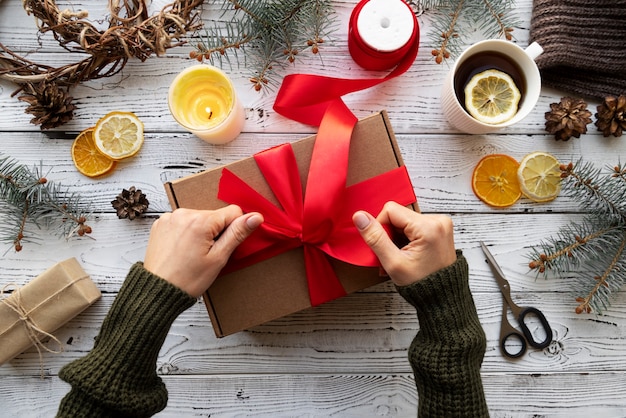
left=500, top=330, right=527, bottom=358
left=517, top=306, right=553, bottom=349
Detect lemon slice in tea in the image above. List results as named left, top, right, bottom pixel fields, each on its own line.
left=464, top=69, right=521, bottom=125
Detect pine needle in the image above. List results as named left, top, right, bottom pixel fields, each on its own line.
left=0, top=153, right=93, bottom=252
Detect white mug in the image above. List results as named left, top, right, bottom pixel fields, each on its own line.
left=441, top=40, right=543, bottom=134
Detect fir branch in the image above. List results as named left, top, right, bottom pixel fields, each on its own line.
left=193, top=22, right=255, bottom=66
left=527, top=159, right=626, bottom=314
left=191, top=0, right=336, bottom=92
left=421, top=0, right=519, bottom=63
left=0, top=153, right=93, bottom=252
left=575, top=233, right=626, bottom=314
left=228, top=0, right=269, bottom=27
left=428, top=0, right=465, bottom=64
left=476, top=0, right=515, bottom=40
left=561, top=160, right=626, bottom=220
left=528, top=221, right=621, bottom=274
left=612, top=161, right=626, bottom=183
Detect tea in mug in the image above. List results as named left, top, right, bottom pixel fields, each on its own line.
left=453, top=51, right=526, bottom=123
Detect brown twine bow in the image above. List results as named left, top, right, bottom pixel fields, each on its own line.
left=1, top=276, right=89, bottom=377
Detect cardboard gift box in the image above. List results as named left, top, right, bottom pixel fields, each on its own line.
left=0, top=258, right=101, bottom=365
left=165, top=111, right=417, bottom=337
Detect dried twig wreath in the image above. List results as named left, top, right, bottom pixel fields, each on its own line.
left=0, top=0, right=204, bottom=129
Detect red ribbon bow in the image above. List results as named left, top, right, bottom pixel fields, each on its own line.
left=218, top=140, right=416, bottom=306
left=218, top=0, right=419, bottom=306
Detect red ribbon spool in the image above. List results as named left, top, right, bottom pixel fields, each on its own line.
left=348, top=0, right=419, bottom=71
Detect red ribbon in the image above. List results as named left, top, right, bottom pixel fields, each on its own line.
left=218, top=0, right=420, bottom=306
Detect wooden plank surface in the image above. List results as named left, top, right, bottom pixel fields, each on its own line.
left=2, top=0, right=626, bottom=416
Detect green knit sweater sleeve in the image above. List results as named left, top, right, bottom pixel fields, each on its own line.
left=396, top=251, right=488, bottom=417
left=57, top=262, right=197, bottom=418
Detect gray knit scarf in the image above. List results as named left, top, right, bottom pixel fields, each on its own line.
left=530, top=0, right=626, bottom=101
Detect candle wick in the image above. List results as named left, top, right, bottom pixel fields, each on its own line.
left=206, top=107, right=213, bottom=120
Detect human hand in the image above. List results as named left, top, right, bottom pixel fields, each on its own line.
left=144, top=206, right=263, bottom=297
left=352, top=201, right=457, bottom=287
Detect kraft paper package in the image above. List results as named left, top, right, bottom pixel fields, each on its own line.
left=0, top=258, right=101, bottom=365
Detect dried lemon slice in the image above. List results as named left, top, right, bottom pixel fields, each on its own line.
left=517, top=151, right=561, bottom=202
left=464, top=69, right=521, bottom=125
left=71, top=128, right=116, bottom=177
left=94, top=111, right=144, bottom=160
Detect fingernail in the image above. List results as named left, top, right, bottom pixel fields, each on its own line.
left=246, top=214, right=263, bottom=229
left=353, top=212, right=371, bottom=230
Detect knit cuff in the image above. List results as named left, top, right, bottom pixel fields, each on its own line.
left=58, top=262, right=196, bottom=416
left=396, top=251, right=488, bottom=417
left=396, top=251, right=478, bottom=339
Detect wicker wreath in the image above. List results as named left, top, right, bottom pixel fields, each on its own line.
left=0, top=0, right=204, bottom=129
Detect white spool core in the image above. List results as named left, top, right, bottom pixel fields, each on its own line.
left=356, top=0, right=415, bottom=52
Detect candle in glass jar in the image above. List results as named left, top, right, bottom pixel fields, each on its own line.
left=168, top=65, right=245, bottom=144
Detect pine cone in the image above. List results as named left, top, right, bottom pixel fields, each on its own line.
left=595, top=95, right=626, bottom=138
left=111, top=187, right=149, bottom=220
left=544, top=97, right=593, bottom=141
left=17, top=82, right=76, bottom=130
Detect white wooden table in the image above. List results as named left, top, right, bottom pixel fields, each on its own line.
left=2, top=1, right=626, bottom=416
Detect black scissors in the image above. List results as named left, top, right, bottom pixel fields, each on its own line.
left=480, top=241, right=553, bottom=358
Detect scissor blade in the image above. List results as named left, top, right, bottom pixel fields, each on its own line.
left=479, top=241, right=508, bottom=282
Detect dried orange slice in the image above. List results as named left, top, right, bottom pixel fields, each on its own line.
left=94, top=111, right=144, bottom=160
left=472, top=154, right=522, bottom=207
left=517, top=151, right=561, bottom=202
left=465, top=69, right=521, bottom=125
left=71, top=128, right=117, bottom=177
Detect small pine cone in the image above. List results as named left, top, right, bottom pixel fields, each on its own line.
left=17, top=82, right=76, bottom=130
left=595, top=95, right=626, bottom=138
left=111, top=187, right=149, bottom=220
left=544, top=97, right=593, bottom=141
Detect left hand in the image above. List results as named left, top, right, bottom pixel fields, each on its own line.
left=144, top=206, right=263, bottom=297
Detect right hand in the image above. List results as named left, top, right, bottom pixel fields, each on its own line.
left=352, top=201, right=457, bottom=287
